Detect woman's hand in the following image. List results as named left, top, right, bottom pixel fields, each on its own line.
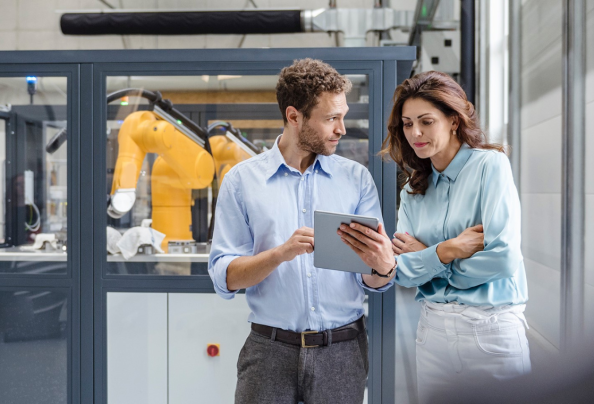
left=437, top=224, right=484, bottom=264
left=392, top=232, right=427, bottom=255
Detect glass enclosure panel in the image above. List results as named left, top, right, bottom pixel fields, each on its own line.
left=104, top=74, right=369, bottom=275
left=0, top=118, right=5, bottom=244
left=0, top=289, right=68, bottom=404
left=0, top=77, right=68, bottom=274
left=107, top=291, right=368, bottom=403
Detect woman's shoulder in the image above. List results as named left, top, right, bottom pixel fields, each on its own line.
left=468, top=147, right=510, bottom=172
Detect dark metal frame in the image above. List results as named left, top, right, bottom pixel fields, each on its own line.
left=0, top=47, right=415, bottom=404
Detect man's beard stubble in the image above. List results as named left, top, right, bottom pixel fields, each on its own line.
left=297, top=121, right=336, bottom=156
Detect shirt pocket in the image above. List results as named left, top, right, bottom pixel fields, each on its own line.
left=474, top=327, right=523, bottom=356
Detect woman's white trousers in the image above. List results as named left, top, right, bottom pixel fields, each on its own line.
left=416, top=301, right=531, bottom=404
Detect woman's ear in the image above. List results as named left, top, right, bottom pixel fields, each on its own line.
left=451, top=115, right=460, bottom=132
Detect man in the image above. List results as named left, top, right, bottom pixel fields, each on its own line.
left=208, top=58, right=397, bottom=404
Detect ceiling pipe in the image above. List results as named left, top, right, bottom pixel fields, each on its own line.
left=60, top=8, right=415, bottom=47
left=61, top=10, right=303, bottom=35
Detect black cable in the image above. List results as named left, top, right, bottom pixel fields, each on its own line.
left=106, top=88, right=209, bottom=144
left=206, top=121, right=260, bottom=154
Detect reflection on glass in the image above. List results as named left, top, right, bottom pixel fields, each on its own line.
left=105, top=75, right=369, bottom=275
left=0, top=77, right=68, bottom=274
left=0, top=289, right=68, bottom=403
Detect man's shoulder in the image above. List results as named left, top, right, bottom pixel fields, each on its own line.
left=224, top=149, right=274, bottom=181
left=326, top=154, right=370, bottom=176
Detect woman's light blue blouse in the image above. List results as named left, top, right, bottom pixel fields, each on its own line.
left=394, top=143, right=528, bottom=307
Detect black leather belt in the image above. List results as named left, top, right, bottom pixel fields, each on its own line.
left=251, top=316, right=365, bottom=348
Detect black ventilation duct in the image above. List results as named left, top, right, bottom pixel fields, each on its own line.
left=61, top=10, right=304, bottom=35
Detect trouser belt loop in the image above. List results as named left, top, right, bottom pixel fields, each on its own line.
left=271, top=328, right=277, bottom=342
left=326, top=329, right=332, bottom=346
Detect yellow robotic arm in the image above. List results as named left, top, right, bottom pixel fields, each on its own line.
left=109, top=110, right=256, bottom=252
left=209, top=134, right=254, bottom=181
left=109, top=110, right=215, bottom=251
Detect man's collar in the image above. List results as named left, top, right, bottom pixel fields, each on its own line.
left=265, top=135, right=334, bottom=180
left=431, top=143, right=473, bottom=186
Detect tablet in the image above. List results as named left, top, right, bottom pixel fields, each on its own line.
left=314, top=210, right=380, bottom=274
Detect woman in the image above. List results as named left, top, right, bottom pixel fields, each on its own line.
left=338, top=71, right=530, bottom=403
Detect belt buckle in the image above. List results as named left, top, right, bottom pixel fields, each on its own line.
left=301, top=331, right=319, bottom=348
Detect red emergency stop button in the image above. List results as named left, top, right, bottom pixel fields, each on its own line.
left=207, top=344, right=220, bottom=357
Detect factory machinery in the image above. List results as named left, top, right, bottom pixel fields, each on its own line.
left=104, top=89, right=259, bottom=253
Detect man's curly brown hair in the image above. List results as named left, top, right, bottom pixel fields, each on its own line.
left=276, top=58, right=352, bottom=124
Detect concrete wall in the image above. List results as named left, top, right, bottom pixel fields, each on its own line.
left=0, top=0, right=414, bottom=51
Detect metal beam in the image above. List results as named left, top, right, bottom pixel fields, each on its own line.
left=508, top=0, right=521, bottom=191
left=561, top=0, right=586, bottom=350
left=460, top=0, right=475, bottom=104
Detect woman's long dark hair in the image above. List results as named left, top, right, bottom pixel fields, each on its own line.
left=380, top=71, right=503, bottom=195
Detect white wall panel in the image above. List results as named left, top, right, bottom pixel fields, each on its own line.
left=156, top=35, right=207, bottom=49
left=17, top=31, right=57, bottom=51
left=77, top=35, right=126, bottom=49
left=584, top=4, right=594, bottom=345
left=520, top=0, right=563, bottom=353
left=204, top=34, right=246, bottom=49
left=0, top=0, right=18, bottom=32
left=521, top=193, right=562, bottom=271
left=56, top=0, right=81, bottom=10
left=107, top=293, right=168, bottom=404
left=0, top=32, right=17, bottom=51
left=168, top=293, right=252, bottom=404
left=585, top=283, right=594, bottom=338
left=524, top=259, right=561, bottom=348
left=521, top=0, right=562, bottom=67
left=18, top=0, right=58, bottom=31
left=53, top=32, right=80, bottom=50
left=585, top=195, right=594, bottom=288
left=520, top=116, right=562, bottom=194
left=269, top=32, right=336, bottom=48
left=586, top=102, right=594, bottom=194
left=521, top=82, right=562, bottom=132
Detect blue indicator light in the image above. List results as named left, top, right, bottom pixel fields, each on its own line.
left=26, top=76, right=37, bottom=83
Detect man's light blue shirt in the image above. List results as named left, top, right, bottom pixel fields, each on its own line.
left=208, top=136, right=393, bottom=332
left=395, top=143, right=528, bottom=307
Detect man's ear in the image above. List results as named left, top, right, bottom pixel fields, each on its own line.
left=286, top=106, right=301, bottom=128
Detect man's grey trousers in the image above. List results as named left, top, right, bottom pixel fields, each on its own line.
left=235, top=328, right=369, bottom=404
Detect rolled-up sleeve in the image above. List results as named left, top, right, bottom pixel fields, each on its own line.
left=208, top=172, right=254, bottom=299
left=394, top=189, right=451, bottom=288
left=448, top=152, right=523, bottom=289
left=354, top=171, right=395, bottom=292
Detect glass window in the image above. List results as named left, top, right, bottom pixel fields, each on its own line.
left=104, top=74, right=369, bottom=275
left=0, top=77, right=68, bottom=274
left=0, top=289, right=68, bottom=403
